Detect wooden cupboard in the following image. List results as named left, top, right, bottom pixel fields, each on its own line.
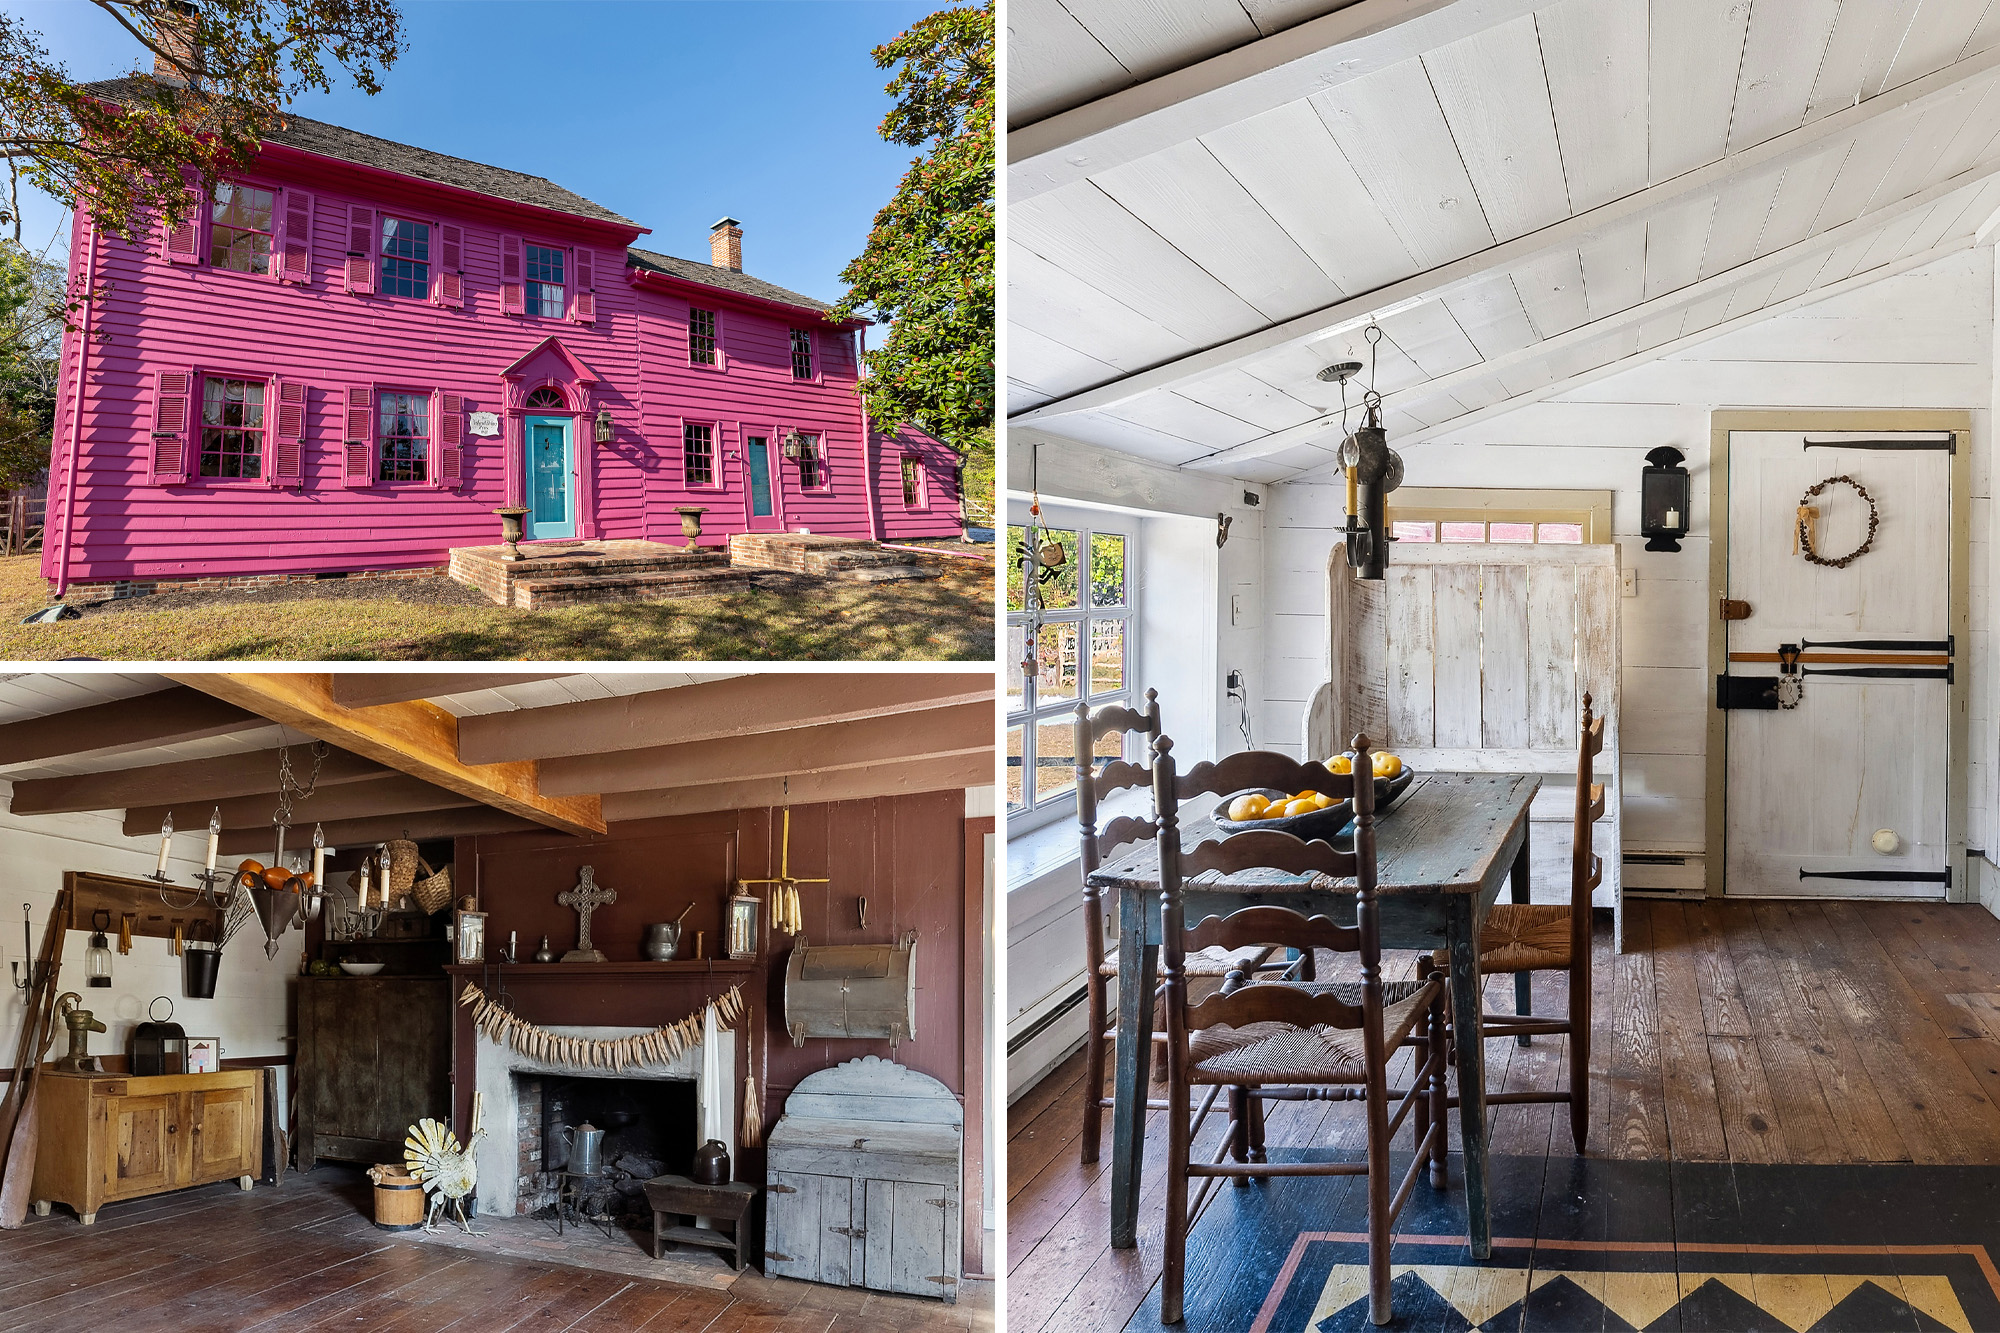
left=30, top=1068, right=262, bottom=1224
left=295, top=976, right=452, bottom=1166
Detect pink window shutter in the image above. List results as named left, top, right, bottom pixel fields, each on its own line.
left=437, top=224, right=464, bottom=308
left=149, top=369, right=194, bottom=484
left=436, top=392, right=463, bottom=489
left=344, top=205, right=375, bottom=295
left=162, top=180, right=202, bottom=264
left=572, top=247, right=595, bottom=323
left=342, top=384, right=374, bottom=487
left=500, top=234, right=524, bottom=315
left=278, top=189, right=313, bottom=284
left=269, top=379, right=306, bottom=487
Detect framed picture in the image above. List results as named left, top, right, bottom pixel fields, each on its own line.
left=454, top=910, right=486, bottom=964
left=186, top=1037, right=220, bottom=1074
left=726, top=894, right=760, bottom=961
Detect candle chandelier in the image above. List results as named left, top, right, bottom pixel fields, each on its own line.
left=1321, top=324, right=1406, bottom=581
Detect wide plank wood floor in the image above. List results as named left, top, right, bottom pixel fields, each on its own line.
left=1006, top=898, right=2000, bottom=1332
left=0, top=1165, right=990, bottom=1332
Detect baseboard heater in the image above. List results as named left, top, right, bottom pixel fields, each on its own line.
left=1007, top=983, right=1089, bottom=1058
left=1623, top=851, right=1704, bottom=899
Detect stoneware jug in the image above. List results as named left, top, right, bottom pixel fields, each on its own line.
left=691, top=1138, right=730, bottom=1185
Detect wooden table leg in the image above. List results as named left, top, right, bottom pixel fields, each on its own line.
left=1511, top=835, right=1532, bottom=1044
left=1447, top=892, right=1492, bottom=1260
left=1109, top=883, right=1156, bottom=1251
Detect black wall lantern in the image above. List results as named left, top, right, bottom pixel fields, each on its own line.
left=1640, top=446, right=1691, bottom=552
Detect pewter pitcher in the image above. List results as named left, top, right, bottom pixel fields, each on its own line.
left=561, top=1121, right=606, bottom=1177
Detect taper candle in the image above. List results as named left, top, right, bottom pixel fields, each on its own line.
left=156, top=812, right=174, bottom=877
left=312, top=824, right=325, bottom=886
left=205, top=807, right=220, bottom=872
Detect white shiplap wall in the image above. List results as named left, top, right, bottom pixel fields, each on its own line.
left=1261, top=246, right=1997, bottom=865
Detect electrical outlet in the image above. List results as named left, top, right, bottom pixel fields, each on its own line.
left=1621, top=568, right=1637, bottom=598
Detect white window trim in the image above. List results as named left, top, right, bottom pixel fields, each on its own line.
left=1008, top=499, right=1138, bottom=837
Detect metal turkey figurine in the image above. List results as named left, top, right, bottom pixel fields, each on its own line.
left=404, top=1091, right=485, bottom=1234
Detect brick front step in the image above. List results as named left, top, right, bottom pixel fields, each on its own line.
left=507, top=566, right=759, bottom=610
left=727, top=532, right=937, bottom=580
left=450, top=540, right=742, bottom=607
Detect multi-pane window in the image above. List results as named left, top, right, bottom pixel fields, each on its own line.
left=524, top=244, right=565, bottom=318
left=902, top=456, right=923, bottom=508
left=1007, top=502, right=1133, bottom=825
left=199, top=377, right=264, bottom=478
left=378, top=392, right=429, bottom=482
left=684, top=423, right=715, bottom=486
left=378, top=217, right=430, bottom=298
left=210, top=183, right=275, bottom=275
left=790, top=329, right=814, bottom=380
left=689, top=308, right=717, bottom=365
left=795, top=433, right=825, bottom=490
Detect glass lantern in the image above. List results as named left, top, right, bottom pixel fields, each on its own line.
left=727, top=893, right=761, bottom=960
left=85, top=909, right=112, bottom=989
left=1640, top=446, right=1691, bottom=552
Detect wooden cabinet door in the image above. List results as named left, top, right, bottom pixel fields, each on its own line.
left=188, top=1084, right=257, bottom=1185
left=764, top=1171, right=855, bottom=1286
left=104, top=1093, right=180, bottom=1199
left=862, top=1179, right=956, bottom=1300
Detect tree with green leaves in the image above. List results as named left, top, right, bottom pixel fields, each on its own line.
left=833, top=1, right=993, bottom=515
left=0, top=240, right=65, bottom=490
left=1, top=0, right=404, bottom=241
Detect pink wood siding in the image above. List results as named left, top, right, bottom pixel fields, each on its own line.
left=878, top=424, right=967, bottom=540
left=46, top=145, right=961, bottom=586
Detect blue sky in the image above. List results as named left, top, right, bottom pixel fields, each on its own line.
left=9, top=0, right=935, bottom=303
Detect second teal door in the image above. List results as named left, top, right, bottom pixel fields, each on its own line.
left=525, top=416, right=573, bottom=540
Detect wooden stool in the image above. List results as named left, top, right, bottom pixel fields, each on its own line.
left=642, top=1174, right=759, bottom=1270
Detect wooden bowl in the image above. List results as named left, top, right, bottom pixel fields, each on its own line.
left=1211, top=770, right=1416, bottom=841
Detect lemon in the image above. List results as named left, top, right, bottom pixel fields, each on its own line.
left=1325, top=755, right=1353, bottom=775
left=1227, top=794, right=1266, bottom=822
left=1281, top=797, right=1316, bottom=818
left=1312, top=793, right=1333, bottom=809
left=1372, top=752, right=1404, bottom=778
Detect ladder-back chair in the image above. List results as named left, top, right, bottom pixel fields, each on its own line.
left=1153, top=735, right=1449, bottom=1328
left=1075, top=692, right=1279, bottom=1163
left=1442, top=693, right=1606, bottom=1151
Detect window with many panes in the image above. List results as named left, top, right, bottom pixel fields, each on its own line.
left=794, top=433, right=825, bottom=490
left=378, top=392, right=429, bottom=482
left=902, top=456, right=924, bottom=508
left=199, top=377, right=264, bottom=478
left=524, top=244, right=565, bottom=318
left=1385, top=486, right=1611, bottom=546
left=210, top=183, right=275, bottom=275
left=684, top=423, right=715, bottom=486
left=790, top=329, right=813, bottom=379
left=1007, top=502, right=1133, bottom=828
left=689, top=308, right=717, bottom=365
left=378, top=217, right=430, bottom=298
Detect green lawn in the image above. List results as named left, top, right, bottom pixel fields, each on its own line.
left=0, top=556, right=997, bottom=661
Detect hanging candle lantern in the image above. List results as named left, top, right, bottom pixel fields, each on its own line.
left=85, top=909, right=113, bottom=988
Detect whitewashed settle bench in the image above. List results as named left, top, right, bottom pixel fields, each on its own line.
left=764, top=1056, right=962, bottom=1302
left=1304, top=543, right=1627, bottom=943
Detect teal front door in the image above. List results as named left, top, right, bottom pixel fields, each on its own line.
left=745, top=435, right=779, bottom=530
left=524, top=416, right=573, bottom=540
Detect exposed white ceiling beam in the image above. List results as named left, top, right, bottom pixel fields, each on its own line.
left=1183, top=161, right=2000, bottom=471
left=1376, top=237, right=1981, bottom=456
left=1009, top=0, right=1544, bottom=200
left=1009, top=45, right=2000, bottom=426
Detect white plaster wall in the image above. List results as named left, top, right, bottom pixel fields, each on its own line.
left=1261, top=247, right=1997, bottom=869
left=0, top=788, right=298, bottom=1076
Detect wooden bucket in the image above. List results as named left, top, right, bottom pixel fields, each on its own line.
left=372, top=1169, right=426, bottom=1231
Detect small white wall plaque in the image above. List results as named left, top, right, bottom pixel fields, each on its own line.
left=468, top=411, right=501, bottom=437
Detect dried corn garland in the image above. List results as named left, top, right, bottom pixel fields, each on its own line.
left=458, top=982, right=743, bottom=1069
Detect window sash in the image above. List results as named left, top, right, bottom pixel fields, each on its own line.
left=198, top=377, right=265, bottom=478
left=689, top=309, right=718, bottom=365
left=790, top=329, right=813, bottom=379
left=378, top=391, right=430, bottom=482
left=378, top=218, right=430, bottom=298
left=210, top=182, right=276, bottom=275
left=684, top=423, right=715, bottom=486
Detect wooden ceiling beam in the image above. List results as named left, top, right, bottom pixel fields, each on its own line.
left=165, top=673, right=605, bottom=837
left=124, top=773, right=477, bottom=838
left=600, top=752, right=995, bottom=821
left=456, top=672, right=993, bottom=765
left=1189, top=165, right=2000, bottom=471
left=537, top=701, right=995, bottom=795
left=9, top=746, right=387, bottom=816
left=328, top=673, right=579, bottom=708
left=0, top=685, right=266, bottom=766
left=217, top=806, right=541, bottom=857
left=1010, top=45, right=2000, bottom=425
left=1009, top=0, right=1544, bottom=199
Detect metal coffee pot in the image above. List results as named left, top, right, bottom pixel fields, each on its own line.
left=561, top=1121, right=606, bottom=1177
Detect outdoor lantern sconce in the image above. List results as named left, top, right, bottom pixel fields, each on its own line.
left=1641, top=446, right=1691, bottom=552
left=594, top=408, right=614, bottom=444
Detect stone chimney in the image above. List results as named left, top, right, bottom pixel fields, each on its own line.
left=709, top=217, right=742, bottom=272
left=152, top=0, right=201, bottom=87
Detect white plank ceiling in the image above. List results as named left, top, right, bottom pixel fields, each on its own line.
left=1008, top=0, right=2000, bottom=482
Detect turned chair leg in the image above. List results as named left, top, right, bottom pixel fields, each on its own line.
left=1246, top=1085, right=1267, bottom=1181
left=1162, top=1074, right=1193, bottom=1324
left=1423, top=959, right=1449, bottom=1189
left=1569, top=962, right=1591, bottom=1153
left=1364, top=1061, right=1394, bottom=1326
left=1514, top=970, right=1533, bottom=1046
left=1228, top=1086, right=1251, bottom=1186
left=1081, top=1002, right=1107, bottom=1165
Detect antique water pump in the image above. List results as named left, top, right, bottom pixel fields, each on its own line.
left=51, top=992, right=107, bottom=1073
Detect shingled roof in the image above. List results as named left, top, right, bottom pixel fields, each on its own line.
left=625, top=247, right=835, bottom=315
left=83, top=77, right=639, bottom=227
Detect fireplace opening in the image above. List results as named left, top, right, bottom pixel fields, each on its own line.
left=513, top=1073, right=697, bottom=1227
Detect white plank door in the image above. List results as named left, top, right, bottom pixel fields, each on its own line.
left=1724, top=430, right=1953, bottom=899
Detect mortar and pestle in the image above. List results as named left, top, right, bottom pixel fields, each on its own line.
left=643, top=901, right=696, bottom=961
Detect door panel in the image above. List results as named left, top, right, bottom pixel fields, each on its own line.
left=107, top=1093, right=179, bottom=1198
left=746, top=436, right=778, bottom=529
left=765, top=1171, right=853, bottom=1286
left=524, top=416, right=573, bottom=540
left=864, top=1177, right=954, bottom=1299
left=189, top=1085, right=258, bottom=1184
left=1724, top=431, right=1952, bottom=898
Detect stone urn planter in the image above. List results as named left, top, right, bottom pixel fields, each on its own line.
left=675, top=506, right=709, bottom=549
left=493, top=507, right=530, bottom=561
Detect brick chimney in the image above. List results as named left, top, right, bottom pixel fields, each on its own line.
left=709, top=217, right=742, bottom=272
left=152, top=0, right=201, bottom=87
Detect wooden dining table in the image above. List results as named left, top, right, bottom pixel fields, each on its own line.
left=1086, top=770, right=1540, bottom=1261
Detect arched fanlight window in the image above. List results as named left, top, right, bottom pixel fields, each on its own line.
left=525, top=386, right=565, bottom=409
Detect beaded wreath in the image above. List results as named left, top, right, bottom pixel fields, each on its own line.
left=1797, top=474, right=1879, bottom=569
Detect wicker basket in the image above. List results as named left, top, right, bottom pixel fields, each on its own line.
left=412, top=857, right=453, bottom=915
left=386, top=839, right=421, bottom=895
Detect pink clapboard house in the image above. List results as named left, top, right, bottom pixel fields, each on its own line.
left=48, top=77, right=964, bottom=599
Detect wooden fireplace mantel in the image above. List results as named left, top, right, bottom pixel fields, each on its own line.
left=444, top=960, right=754, bottom=981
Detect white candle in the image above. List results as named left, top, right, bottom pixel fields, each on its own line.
left=205, top=807, right=220, bottom=872
left=358, top=862, right=370, bottom=911
left=1665, top=508, right=1681, bottom=528
left=312, top=825, right=326, bottom=886
left=157, top=812, right=174, bottom=877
